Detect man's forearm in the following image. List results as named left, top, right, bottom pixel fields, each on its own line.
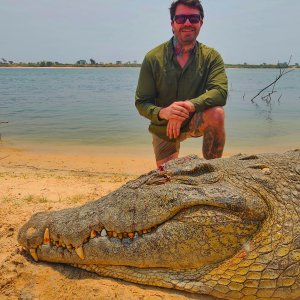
left=189, top=88, right=227, bottom=112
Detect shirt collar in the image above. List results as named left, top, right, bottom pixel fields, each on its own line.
left=167, top=37, right=197, bottom=61
left=174, top=36, right=197, bottom=54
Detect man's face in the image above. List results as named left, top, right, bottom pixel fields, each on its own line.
left=171, top=4, right=203, bottom=45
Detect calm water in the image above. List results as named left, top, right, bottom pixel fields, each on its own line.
left=0, top=67, right=299, bottom=153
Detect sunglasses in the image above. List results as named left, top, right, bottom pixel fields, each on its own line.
left=173, top=14, right=202, bottom=24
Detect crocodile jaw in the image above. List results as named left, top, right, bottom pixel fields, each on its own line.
left=18, top=180, right=266, bottom=269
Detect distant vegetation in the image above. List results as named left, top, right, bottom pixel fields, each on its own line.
left=0, top=57, right=299, bottom=68
left=0, top=57, right=140, bottom=68
left=226, top=62, right=299, bottom=69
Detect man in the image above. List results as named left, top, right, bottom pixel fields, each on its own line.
left=135, top=0, right=228, bottom=167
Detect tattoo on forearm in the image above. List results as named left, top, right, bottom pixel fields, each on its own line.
left=203, top=125, right=225, bottom=159
left=189, top=112, right=204, bottom=136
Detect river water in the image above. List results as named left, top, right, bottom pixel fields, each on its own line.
left=0, top=67, right=299, bottom=154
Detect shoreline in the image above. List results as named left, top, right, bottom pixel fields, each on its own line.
left=0, top=140, right=156, bottom=176
left=1, top=138, right=298, bottom=202
left=2, top=138, right=298, bottom=161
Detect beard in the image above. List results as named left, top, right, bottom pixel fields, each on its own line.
left=177, top=27, right=198, bottom=45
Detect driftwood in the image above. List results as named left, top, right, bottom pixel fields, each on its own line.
left=250, top=55, right=294, bottom=104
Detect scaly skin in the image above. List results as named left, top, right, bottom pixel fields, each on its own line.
left=18, top=150, right=300, bottom=299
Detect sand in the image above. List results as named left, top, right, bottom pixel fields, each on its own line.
left=0, top=141, right=221, bottom=300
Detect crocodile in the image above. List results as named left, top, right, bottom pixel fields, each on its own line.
left=18, top=150, right=300, bottom=299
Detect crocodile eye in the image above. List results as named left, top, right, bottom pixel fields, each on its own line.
left=179, top=163, right=216, bottom=177
left=167, top=163, right=221, bottom=185
left=166, top=162, right=216, bottom=177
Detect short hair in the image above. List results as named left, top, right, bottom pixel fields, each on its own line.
left=169, top=0, right=204, bottom=20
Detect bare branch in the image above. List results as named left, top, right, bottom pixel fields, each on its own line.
left=277, top=94, right=282, bottom=103
left=249, top=55, right=294, bottom=103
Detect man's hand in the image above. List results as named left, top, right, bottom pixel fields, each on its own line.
left=159, top=101, right=190, bottom=121
left=160, top=100, right=196, bottom=139
left=183, top=100, right=196, bottom=113
left=167, top=119, right=183, bottom=139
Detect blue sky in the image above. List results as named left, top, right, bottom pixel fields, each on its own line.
left=1, top=0, right=300, bottom=64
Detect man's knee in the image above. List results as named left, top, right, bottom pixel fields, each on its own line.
left=156, top=152, right=179, bottom=168
left=203, top=107, right=225, bottom=127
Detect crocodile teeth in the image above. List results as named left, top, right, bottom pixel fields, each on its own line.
left=262, top=167, right=271, bottom=175
left=43, top=228, right=50, bottom=244
left=100, top=229, right=107, bottom=237
left=30, top=249, right=38, bottom=262
left=90, top=229, right=97, bottom=239
left=75, top=246, right=85, bottom=260
left=128, top=232, right=134, bottom=239
left=66, top=245, right=72, bottom=252
left=112, top=232, right=117, bottom=238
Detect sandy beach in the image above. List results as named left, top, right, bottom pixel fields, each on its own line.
left=1, top=141, right=298, bottom=299
left=0, top=141, right=221, bottom=300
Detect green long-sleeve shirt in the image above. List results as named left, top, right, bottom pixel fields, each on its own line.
left=135, top=38, right=228, bottom=141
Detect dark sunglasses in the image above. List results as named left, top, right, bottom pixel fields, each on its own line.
left=173, top=14, right=202, bottom=24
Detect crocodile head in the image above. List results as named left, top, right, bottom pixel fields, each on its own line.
left=18, top=150, right=300, bottom=299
